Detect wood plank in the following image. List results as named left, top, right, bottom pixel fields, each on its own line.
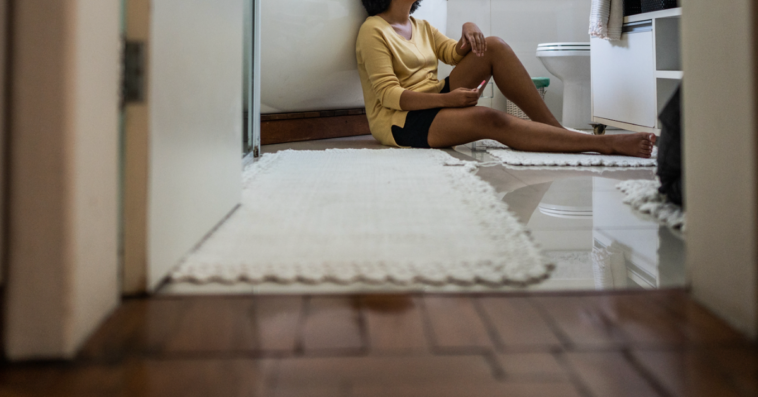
left=0, top=364, right=75, bottom=397
left=709, top=347, right=758, bottom=396
left=586, top=294, right=689, bottom=346
left=349, top=382, right=582, bottom=397
left=649, top=291, right=748, bottom=344
left=633, top=350, right=744, bottom=397
left=261, top=114, right=370, bottom=145
left=274, top=355, right=581, bottom=397
left=301, top=296, right=364, bottom=352
left=162, top=297, right=259, bottom=353
left=78, top=298, right=189, bottom=360
left=361, top=295, right=428, bottom=353
left=566, top=352, right=664, bottom=397
left=123, top=359, right=274, bottom=397
left=254, top=297, right=303, bottom=352
left=274, top=356, right=497, bottom=394
left=496, top=353, right=569, bottom=381
left=477, top=297, right=562, bottom=349
left=423, top=296, right=494, bottom=350
left=530, top=296, right=628, bottom=348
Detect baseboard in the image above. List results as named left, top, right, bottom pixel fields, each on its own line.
left=260, top=109, right=371, bottom=145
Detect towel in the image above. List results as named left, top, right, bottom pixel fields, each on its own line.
left=589, top=0, right=624, bottom=41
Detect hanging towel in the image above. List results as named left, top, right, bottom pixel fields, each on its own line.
left=589, top=0, right=624, bottom=41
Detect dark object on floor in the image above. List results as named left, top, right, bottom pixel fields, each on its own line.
left=657, top=85, right=683, bottom=206
left=590, top=123, right=607, bottom=135
left=624, top=0, right=642, bottom=16
left=641, top=0, right=679, bottom=13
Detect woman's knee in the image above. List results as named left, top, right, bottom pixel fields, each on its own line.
left=486, top=36, right=511, bottom=51
left=477, top=108, right=511, bottom=130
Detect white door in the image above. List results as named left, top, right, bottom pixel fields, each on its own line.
left=123, top=0, right=245, bottom=292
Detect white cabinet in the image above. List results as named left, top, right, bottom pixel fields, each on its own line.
left=591, top=8, right=682, bottom=134
left=592, top=23, right=657, bottom=128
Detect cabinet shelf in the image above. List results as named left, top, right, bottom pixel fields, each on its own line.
left=624, top=7, right=682, bottom=23
left=656, top=70, right=683, bottom=80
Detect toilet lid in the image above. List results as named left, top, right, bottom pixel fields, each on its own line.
left=537, top=42, right=590, bottom=52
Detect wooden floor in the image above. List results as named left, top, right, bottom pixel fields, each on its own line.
left=1, top=290, right=756, bottom=396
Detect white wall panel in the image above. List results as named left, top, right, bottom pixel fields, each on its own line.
left=260, top=0, right=448, bottom=113
left=440, top=0, right=491, bottom=78
left=260, top=0, right=368, bottom=113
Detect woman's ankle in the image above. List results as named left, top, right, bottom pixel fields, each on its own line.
left=596, top=135, right=615, bottom=155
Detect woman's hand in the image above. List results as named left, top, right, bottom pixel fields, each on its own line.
left=459, top=22, right=487, bottom=57
left=445, top=87, right=482, bottom=108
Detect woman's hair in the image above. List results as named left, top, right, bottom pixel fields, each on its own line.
left=361, top=0, right=422, bottom=17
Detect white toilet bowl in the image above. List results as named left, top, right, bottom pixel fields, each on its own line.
left=537, top=43, right=591, bottom=130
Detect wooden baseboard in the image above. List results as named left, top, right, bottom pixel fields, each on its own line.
left=260, top=109, right=371, bottom=145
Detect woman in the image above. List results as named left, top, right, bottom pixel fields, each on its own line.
left=356, top=0, right=655, bottom=157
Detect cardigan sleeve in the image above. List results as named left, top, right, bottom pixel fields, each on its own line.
left=430, top=24, right=465, bottom=66
left=357, top=29, right=406, bottom=111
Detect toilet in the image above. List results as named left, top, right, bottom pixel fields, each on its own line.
left=537, top=43, right=591, bottom=130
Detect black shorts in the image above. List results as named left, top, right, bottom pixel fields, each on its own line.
left=391, top=77, right=450, bottom=148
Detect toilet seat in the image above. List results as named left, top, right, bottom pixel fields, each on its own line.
left=537, top=42, right=590, bottom=57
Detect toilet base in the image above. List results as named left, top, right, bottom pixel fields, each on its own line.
left=561, top=81, right=592, bottom=130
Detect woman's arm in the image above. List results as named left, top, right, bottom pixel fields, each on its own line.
left=399, top=87, right=482, bottom=111
left=456, top=22, right=487, bottom=57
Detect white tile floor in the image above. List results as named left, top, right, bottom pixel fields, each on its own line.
left=161, top=135, right=685, bottom=295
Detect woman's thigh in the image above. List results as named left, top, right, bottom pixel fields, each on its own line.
left=427, top=106, right=510, bottom=148
left=448, top=54, right=492, bottom=91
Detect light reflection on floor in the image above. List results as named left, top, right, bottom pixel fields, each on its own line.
left=161, top=135, right=685, bottom=295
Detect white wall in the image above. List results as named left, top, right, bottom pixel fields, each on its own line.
left=260, top=0, right=368, bottom=113
left=5, top=0, right=121, bottom=359
left=414, top=0, right=448, bottom=36
left=443, top=0, right=591, bottom=121
left=260, top=0, right=447, bottom=114
left=147, top=0, right=244, bottom=290
left=683, top=0, right=758, bottom=337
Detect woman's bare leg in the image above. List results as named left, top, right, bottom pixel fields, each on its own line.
left=427, top=107, right=655, bottom=158
left=448, top=36, right=563, bottom=128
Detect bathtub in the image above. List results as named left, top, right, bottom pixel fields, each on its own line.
left=260, top=0, right=448, bottom=114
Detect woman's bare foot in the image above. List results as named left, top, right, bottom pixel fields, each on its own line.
left=605, top=133, right=657, bottom=158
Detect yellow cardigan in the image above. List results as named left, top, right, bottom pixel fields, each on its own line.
left=356, top=16, right=464, bottom=147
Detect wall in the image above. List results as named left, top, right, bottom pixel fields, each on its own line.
left=683, top=0, right=758, bottom=337
left=147, top=0, right=243, bottom=290
left=442, top=0, right=591, bottom=122
left=4, top=0, right=120, bottom=359
left=259, top=0, right=447, bottom=114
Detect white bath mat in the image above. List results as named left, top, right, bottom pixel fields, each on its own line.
left=170, top=149, right=553, bottom=287
left=476, top=140, right=657, bottom=168
left=617, top=179, right=685, bottom=231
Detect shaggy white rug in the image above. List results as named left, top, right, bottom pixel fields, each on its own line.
left=616, top=179, right=686, bottom=231
left=475, top=140, right=657, bottom=168
left=170, top=149, right=553, bottom=287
